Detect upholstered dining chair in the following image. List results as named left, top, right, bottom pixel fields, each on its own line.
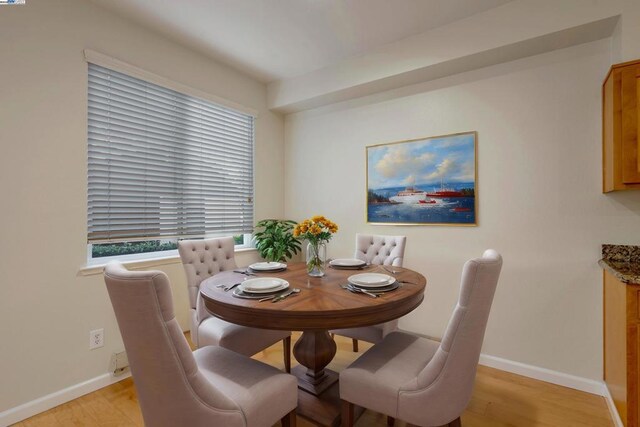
left=340, top=250, right=503, bottom=427
left=178, top=237, right=292, bottom=372
left=331, top=233, right=407, bottom=352
left=354, top=233, right=406, bottom=267
left=103, top=262, right=298, bottom=427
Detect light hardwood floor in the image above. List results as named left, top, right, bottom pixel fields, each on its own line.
left=15, top=333, right=613, bottom=427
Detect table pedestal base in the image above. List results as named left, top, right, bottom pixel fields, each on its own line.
left=297, top=381, right=342, bottom=427
left=291, top=365, right=338, bottom=395
left=296, top=382, right=365, bottom=427
left=291, top=329, right=343, bottom=425
left=292, top=330, right=338, bottom=395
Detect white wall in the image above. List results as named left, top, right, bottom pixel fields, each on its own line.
left=268, top=0, right=622, bottom=113
left=284, top=39, right=640, bottom=381
left=0, top=0, right=283, bottom=413
left=620, top=0, right=640, bottom=61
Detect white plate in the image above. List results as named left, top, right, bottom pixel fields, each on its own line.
left=329, top=258, right=366, bottom=267
left=249, top=262, right=287, bottom=271
left=239, top=278, right=289, bottom=294
left=348, top=273, right=394, bottom=288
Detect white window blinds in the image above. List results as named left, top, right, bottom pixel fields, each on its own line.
left=87, top=63, right=254, bottom=244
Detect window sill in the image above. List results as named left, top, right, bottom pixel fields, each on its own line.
left=78, top=246, right=257, bottom=277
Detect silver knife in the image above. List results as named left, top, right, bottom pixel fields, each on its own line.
left=223, top=282, right=241, bottom=292
left=271, top=290, right=294, bottom=303
left=345, top=284, right=379, bottom=298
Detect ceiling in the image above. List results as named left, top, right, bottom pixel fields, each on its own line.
left=91, top=0, right=513, bottom=83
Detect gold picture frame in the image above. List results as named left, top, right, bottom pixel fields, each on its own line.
left=366, top=131, right=477, bottom=226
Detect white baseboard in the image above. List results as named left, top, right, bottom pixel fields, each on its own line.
left=479, top=353, right=606, bottom=396
left=480, top=353, right=623, bottom=426
left=0, top=371, right=131, bottom=427
left=0, top=354, right=616, bottom=427
left=601, top=383, right=624, bottom=427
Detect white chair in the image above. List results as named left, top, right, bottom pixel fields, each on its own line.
left=354, top=233, right=406, bottom=267
left=340, top=250, right=503, bottom=427
left=103, top=262, right=298, bottom=427
left=331, top=233, right=407, bottom=351
left=178, top=237, right=292, bottom=371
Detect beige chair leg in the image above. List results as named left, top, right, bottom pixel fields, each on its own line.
left=283, top=336, right=291, bottom=373
left=352, top=338, right=359, bottom=352
left=341, top=400, right=355, bottom=427
left=281, top=408, right=297, bottom=427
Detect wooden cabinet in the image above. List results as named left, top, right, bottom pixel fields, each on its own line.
left=604, top=270, right=640, bottom=426
left=603, top=59, right=640, bottom=192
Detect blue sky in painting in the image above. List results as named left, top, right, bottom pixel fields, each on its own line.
left=367, top=133, right=475, bottom=190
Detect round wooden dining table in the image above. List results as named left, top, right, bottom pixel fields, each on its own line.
left=200, top=262, right=426, bottom=426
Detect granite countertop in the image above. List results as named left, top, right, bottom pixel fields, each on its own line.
left=599, top=244, right=640, bottom=284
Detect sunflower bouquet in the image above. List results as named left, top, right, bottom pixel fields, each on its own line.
left=293, top=215, right=338, bottom=276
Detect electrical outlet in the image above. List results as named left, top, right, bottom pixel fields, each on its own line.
left=89, top=328, right=104, bottom=350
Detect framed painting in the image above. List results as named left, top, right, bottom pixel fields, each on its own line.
left=366, top=131, right=477, bottom=226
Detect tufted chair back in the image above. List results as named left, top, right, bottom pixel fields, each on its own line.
left=339, top=250, right=502, bottom=427
left=103, top=262, right=245, bottom=427
left=354, top=234, right=406, bottom=267
left=399, top=250, right=502, bottom=425
left=178, top=237, right=237, bottom=310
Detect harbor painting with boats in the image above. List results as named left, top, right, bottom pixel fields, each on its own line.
left=367, top=132, right=477, bottom=225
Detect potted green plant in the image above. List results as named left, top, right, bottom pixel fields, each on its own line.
left=253, top=219, right=302, bottom=262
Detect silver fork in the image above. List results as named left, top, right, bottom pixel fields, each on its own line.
left=234, top=270, right=256, bottom=276
left=341, top=284, right=379, bottom=298
left=271, top=288, right=301, bottom=302
left=259, top=288, right=301, bottom=302
left=382, top=265, right=400, bottom=275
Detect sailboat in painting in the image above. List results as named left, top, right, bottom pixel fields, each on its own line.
left=389, top=177, right=439, bottom=204
left=389, top=186, right=428, bottom=203
left=366, top=131, right=477, bottom=225
left=426, top=178, right=465, bottom=198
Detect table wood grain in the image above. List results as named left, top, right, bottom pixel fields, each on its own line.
left=200, top=262, right=426, bottom=426
left=200, top=262, right=426, bottom=330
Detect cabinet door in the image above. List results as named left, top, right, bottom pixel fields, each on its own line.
left=621, top=65, right=640, bottom=183
left=637, top=69, right=640, bottom=173
left=604, top=271, right=629, bottom=423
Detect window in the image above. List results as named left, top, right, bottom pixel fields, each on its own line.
left=87, top=62, right=254, bottom=262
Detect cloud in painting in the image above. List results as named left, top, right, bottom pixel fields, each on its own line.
left=423, top=158, right=456, bottom=182
left=423, top=157, right=475, bottom=183
left=375, top=146, right=435, bottom=180
left=458, top=159, right=475, bottom=182
left=368, top=133, right=475, bottom=190
left=432, top=135, right=470, bottom=149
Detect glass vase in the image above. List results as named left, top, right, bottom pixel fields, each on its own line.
left=306, top=241, right=327, bottom=277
